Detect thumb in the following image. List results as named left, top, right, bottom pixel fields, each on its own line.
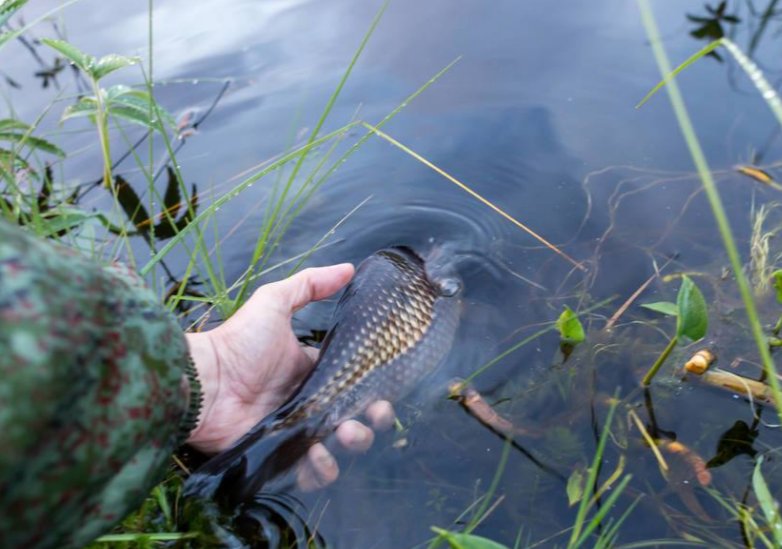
left=256, top=263, right=355, bottom=314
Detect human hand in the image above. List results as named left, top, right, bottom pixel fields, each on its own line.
left=185, top=264, right=395, bottom=491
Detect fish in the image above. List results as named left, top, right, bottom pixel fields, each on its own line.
left=184, top=246, right=462, bottom=507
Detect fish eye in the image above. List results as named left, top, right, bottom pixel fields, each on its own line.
left=436, top=277, right=461, bottom=297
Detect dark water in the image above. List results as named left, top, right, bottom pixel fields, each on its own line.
left=6, top=0, right=782, bottom=546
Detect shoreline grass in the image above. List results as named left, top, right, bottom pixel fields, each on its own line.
left=3, top=1, right=782, bottom=548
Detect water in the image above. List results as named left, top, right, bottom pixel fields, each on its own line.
left=5, top=0, right=782, bottom=546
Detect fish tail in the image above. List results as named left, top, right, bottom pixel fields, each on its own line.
left=184, top=419, right=318, bottom=507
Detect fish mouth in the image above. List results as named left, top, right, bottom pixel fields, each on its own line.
left=383, top=244, right=463, bottom=298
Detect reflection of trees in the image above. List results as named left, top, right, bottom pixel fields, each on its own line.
left=686, top=1, right=782, bottom=161
left=687, top=0, right=782, bottom=62
left=687, top=1, right=741, bottom=61
left=2, top=18, right=89, bottom=92
left=745, top=0, right=781, bottom=57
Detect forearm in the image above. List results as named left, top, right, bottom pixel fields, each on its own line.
left=0, top=220, right=199, bottom=549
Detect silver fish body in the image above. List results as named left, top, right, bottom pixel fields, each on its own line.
left=185, top=246, right=462, bottom=506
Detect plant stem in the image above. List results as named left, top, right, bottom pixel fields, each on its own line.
left=638, top=0, right=782, bottom=423
left=773, top=315, right=782, bottom=336
left=642, top=335, right=678, bottom=386
left=91, top=81, right=112, bottom=188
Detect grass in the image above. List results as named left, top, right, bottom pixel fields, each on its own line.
left=636, top=0, right=782, bottom=423
left=4, top=0, right=782, bottom=548
left=0, top=0, right=461, bottom=546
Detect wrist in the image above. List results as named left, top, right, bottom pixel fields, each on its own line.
left=184, top=331, right=221, bottom=453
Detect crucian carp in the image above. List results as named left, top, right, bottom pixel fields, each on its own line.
left=185, top=246, right=462, bottom=507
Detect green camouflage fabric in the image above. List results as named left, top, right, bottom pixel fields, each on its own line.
left=0, top=220, right=201, bottom=549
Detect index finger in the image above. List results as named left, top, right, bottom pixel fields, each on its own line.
left=258, top=263, right=355, bottom=314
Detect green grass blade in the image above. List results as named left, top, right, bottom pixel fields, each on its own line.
left=752, top=457, right=782, bottom=547
left=138, top=122, right=358, bottom=276
left=233, top=0, right=390, bottom=309
left=0, top=0, right=28, bottom=27
left=360, top=122, right=585, bottom=271
left=635, top=38, right=723, bottom=109
left=94, top=533, right=197, bottom=542
left=597, top=496, right=641, bottom=548
left=567, top=398, right=620, bottom=547
left=465, top=437, right=512, bottom=534
left=264, top=57, right=463, bottom=278
left=637, top=0, right=782, bottom=423
left=571, top=475, right=632, bottom=549
left=0, top=0, right=82, bottom=51
left=465, top=296, right=615, bottom=384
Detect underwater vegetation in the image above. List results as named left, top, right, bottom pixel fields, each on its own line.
left=2, top=0, right=782, bottom=547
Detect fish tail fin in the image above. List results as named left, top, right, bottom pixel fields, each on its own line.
left=184, top=419, right=318, bottom=507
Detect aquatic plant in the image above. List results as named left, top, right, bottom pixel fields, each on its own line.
left=641, top=275, right=708, bottom=386
left=636, top=0, right=782, bottom=420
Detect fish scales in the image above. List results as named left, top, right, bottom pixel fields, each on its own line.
left=185, top=246, right=461, bottom=506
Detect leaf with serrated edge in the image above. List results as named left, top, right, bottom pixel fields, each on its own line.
left=41, top=38, right=93, bottom=74
left=91, top=54, right=139, bottom=80
left=0, top=132, right=65, bottom=157
left=62, top=97, right=98, bottom=121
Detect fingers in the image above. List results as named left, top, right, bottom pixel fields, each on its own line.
left=297, top=423, right=374, bottom=492
left=300, top=345, right=320, bottom=364
left=365, top=400, right=395, bottom=431
left=335, top=420, right=375, bottom=452
left=297, top=443, right=339, bottom=492
left=296, top=402, right=395, bottom=492
left=258, top=263, right=355, bottom=314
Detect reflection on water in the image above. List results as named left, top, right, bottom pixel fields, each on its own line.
left=5, top=0, right=782, bottom=546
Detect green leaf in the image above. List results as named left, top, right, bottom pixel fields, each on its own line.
left=636, top=38, right=723, bottom=108
left=104, top=84, right=137, bottom=101
left=107, top=104, right=163, bottom=131
left=0, top=118, right=30, bottom=132
left=567, top=468, right=585, bottom=506
left=41, top=38, right=93, bottom=74
left=109, top=89, right=175, bottom=130
left=66, top=86, right=174, bottom=131
left=91, top=53, right=139, bottom=80
left=0, top=146, right=31, bottom=173
left=753, top=457, right=782, bottom=546
left=36, top=206, right=121, bottom=237
left=62, top=97, right=98, bottom=122
left=773, top=270, right=782, bottom=304
left=0, top=0, right=29, bottom=28
left=675, top=275, right=708, bottom=341
left=556, top=305, right=585, bottom=345
left=0, top=132, right=65, bottom=157
left=430, top=528, right=510, bottom=549
left=641, top=301, right=678, bottom=317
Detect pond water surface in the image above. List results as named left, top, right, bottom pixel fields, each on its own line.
left=6, top=0, right=782, bottom=547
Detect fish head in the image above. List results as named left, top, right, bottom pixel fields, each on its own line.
left=417, top=242, right=464, bottom=298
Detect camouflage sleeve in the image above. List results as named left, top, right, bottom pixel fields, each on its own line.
left=0, top=220, right=202, bottom=549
